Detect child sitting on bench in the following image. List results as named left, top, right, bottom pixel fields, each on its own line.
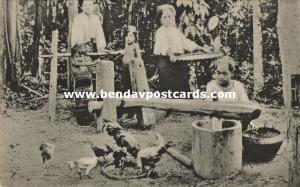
left=71, top=44, right=95, bottom=78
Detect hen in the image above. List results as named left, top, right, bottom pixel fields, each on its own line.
left=67, top=156, right=99, bottom=179
left=136, top=133, right=173, bottom=177
left=114, top=131, right=140, bottom=157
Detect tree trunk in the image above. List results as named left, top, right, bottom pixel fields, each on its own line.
left=30, top=0, right=43, bottom=77
left=277, top=0, right=300, bottom=186
left=0, top=0, right=7, bottom=105
left=7, top=0, right=21, bottom=90
left=252, top=0, right=264, bottom=97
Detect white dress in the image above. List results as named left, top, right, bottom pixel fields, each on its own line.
left=71, top=13, right=106, bottom=50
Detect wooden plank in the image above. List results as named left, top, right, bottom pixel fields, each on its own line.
left=39, top=50, right=126, bottom=58
left=48, top=30, right=59, bottom=123
left=126, top=44, right=156, bottom=129
left=175, top=53, right=223, bottom=62
left=88, top=99, right=261, bottom=121
left=96, top=60, right=117, bottom=131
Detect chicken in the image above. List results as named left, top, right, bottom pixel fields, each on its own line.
left=102, top=120, right=122, bottom=135
left=67, top=156, right=99, bottom=179
left=112, top=147, right=128, bottom=168
left=114, top=131, right=140, bottom=157
left=39, top=142, right=55, bottom=172
left=136, top=133, right=174, bottom=177
left=89, top=141, right=113, bottom=161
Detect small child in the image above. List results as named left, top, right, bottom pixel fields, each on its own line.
left=206, top=56, right=250, bottom=102
left=71, top=44, right=95, bottom=79
left=153, top=4, right=210, bottom=92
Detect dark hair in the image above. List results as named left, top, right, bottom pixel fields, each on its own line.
left=71, top=44, right=87, bottom=56
left=78, top=0, right=96, bottom=12
left=210, top=56, right=236, bottom=73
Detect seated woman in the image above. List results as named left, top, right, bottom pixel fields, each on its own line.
left=153, top=4, right=210, bottom=93
left=206, top=56, right=250, bottom=102
left=206, top=56, right=251, bottom=130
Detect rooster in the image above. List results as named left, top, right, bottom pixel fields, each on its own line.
left=136, top=133, right=174, bottom=177
left=39, top=142, right=55, bottom=172
left=114, top=131, right=140, bottom=157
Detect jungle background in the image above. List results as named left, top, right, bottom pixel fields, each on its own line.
left=0, top=0, right=300, bottom=187
left=1, top=0, right=284, bottom=109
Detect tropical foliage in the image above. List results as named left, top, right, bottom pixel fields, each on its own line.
left=11, top=0, right=282, bottom=109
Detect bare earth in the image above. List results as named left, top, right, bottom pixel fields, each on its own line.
left=0, top=99, right=290, bottom=187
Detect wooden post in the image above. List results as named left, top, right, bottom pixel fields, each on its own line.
left=124, top=42, right=156, bottom=129
left=96, top=60, right=117, bottom=131
left=129, top=57, right=156, bottom=128
left=252, top=0, right=264, bottom=97
left=38, top=55, right=43, bottom=78
left=48, top=30, right=59, bottom=124
left=277, top=0, right=300, bottom=185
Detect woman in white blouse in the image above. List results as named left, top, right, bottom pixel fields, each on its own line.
left=71, top=0, right=106, bottom=53
left=154, top=4, right=209, bottom=92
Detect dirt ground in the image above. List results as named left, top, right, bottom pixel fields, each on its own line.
left=0, top=99, right=290, bottom=187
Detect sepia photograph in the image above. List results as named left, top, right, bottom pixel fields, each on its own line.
left=0, top=0, right=299, bottom=186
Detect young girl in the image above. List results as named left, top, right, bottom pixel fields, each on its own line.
left=154, top=4, right=210, bottom=92
left=71, top=0, right=106, bottom=53
left=206, top=56, right=250, bottom=102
